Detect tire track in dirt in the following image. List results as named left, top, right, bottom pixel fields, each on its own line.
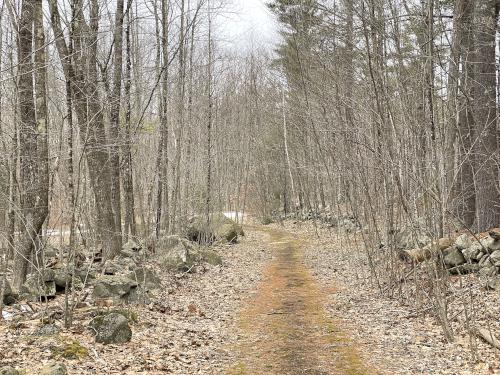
left=226, top=226, right=378, bottom=375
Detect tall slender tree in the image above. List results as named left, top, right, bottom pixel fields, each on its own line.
left=13, top=0, right=49, bottom=289
left=472, top=0, right=499, bottom=231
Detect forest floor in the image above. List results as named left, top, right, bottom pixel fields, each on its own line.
left=1, top=221, right=499, bottom=374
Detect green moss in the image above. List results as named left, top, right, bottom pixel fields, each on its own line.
left=200, top=249, right=223, bottom=266
left=93, top=308, right=138, bottom=324
left=227, top=363, right=247, bottom=374
left=261, top=217, right=273, bottom=225
left=51, top=340, right=88, bottom=360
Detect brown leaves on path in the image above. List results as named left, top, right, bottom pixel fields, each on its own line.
left=227, top=226, right=377, bottom=375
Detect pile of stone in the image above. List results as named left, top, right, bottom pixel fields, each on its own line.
left=4, top=239, right=160, bottom=305
left=155, top=234, right=222, bottom=272
left=397, top=224, right=500, bottom=291
left=10, top=265, right=87, bottom=302
left=278, top=209, right=362, bottom=232
left=445, top=232, right=500, bottom=280
left=92, top=239, right=161, bottom=305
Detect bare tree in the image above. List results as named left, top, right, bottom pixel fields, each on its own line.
left=13, top=0, right=49, bottom=290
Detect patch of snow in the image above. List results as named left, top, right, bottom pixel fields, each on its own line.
left=2, top=310, right=14, bottom=320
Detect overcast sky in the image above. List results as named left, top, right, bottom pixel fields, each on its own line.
left=216, top=0, right=280, bottom=52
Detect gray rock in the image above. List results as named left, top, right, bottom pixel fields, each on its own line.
left=186, top=214, right=244, bottom=244
left=53, top=268, right=69, bottom=288
left=0, top=367, right=19, bottom=375
left=394, top=220, right=431, bottom=250
left=103, top=257, right=137, bottom=275
left=40, top=362, right=67, bottom=375
left=92, top=312, right=132, bottom=344
left=35, top=324, right=61, bottom=336
left=122, top=239, right=141, bottom=253
left=93, top=275, right=138, bottom=303
left=490, top=250, right=500, bottom=264
left=157, top=235, right=192, bottom=255
left=487, top=237, right=500, bottom=251
left=486, top=277, right=500, bottom=291
left=1, top=279, right=13, bottom=305
left=127, top=267, right=161, bottom=290
left=479, top=254, right=490, bottom=267
left=448, top=263, right=480, bottom=275
left=454, top=234, right=472, bottom=250
left=157, top=235, right=192, bottom=271
left=53, top=266, right=84, bottom=289
left=20, top=274, right=56, bottom=301
left=444, top=247, right=466, bottom=268
left=479, top=265, right=498, bottom=277
left=200, top=249, right=223, bottom=266
left=462, top=246, right=482, bottom=262
left=40, top=269, right=56, bottom=282
left=44, top=245, right=59, bottom=259
left=75, top=267, right=94, bottom=281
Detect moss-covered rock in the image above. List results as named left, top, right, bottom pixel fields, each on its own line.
left=261, top=217, right=273, bottom=225
left=52, top=341, right=89, bottom=360
left=199, top=249, right=223, bottom=266
left=186, top=214, right=244, bottom=244
left=90, top=312, right=132, bottom=344
left=157, top=235, right=195, bottom=271
left=93, top=308, right=138, bottom=324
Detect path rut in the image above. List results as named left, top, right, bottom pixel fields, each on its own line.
left=227, top=227, right=377, bottom=375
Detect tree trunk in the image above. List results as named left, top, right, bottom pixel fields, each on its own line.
left=446, top=0, right=476, bottom=228
left=472, top=0, right=500, bottom=231
left=156, top=0, right=170, bottom=238
left=13, top=0, right=49, bottom=290
left=206, top=0, right=213, bottom=228
left=109, top=0, right=126, bottom=239
left=49, top=0, right=122, bottom=260
left=123, top=2, right=136, bottom=239
left=170, top=0, right=186, bottom=233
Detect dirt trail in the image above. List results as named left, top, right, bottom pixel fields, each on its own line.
left=227, top=226, right=377, bottom=375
